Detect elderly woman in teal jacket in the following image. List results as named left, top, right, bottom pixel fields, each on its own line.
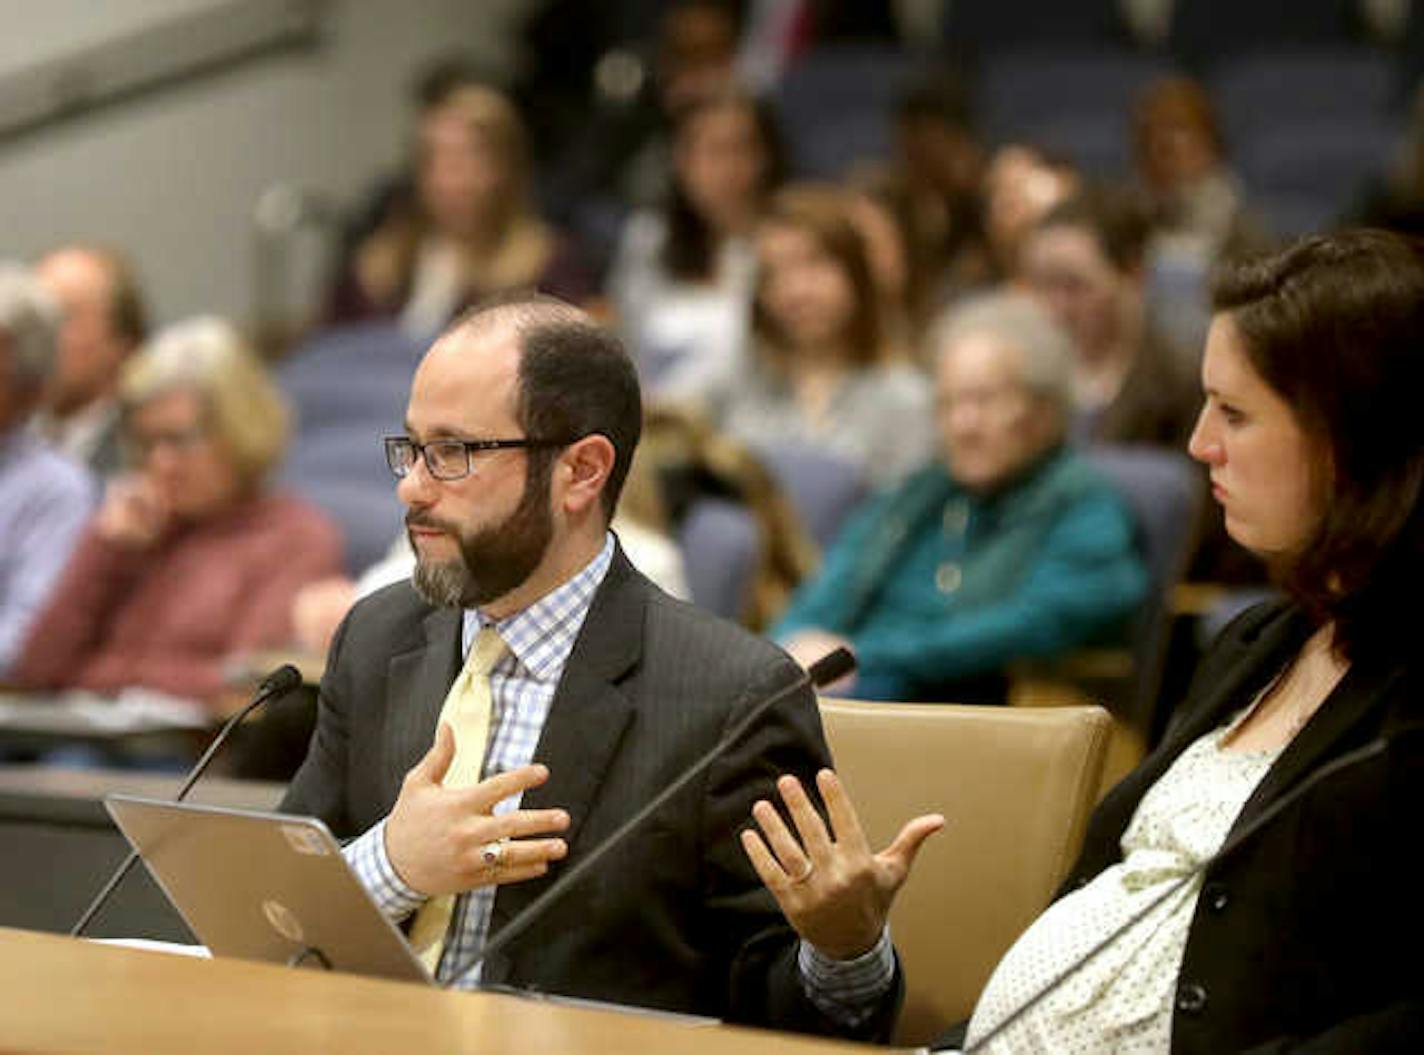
left=775, top=292, right=1148, bottom=703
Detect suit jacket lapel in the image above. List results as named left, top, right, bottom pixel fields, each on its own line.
left=382, top=605, right=463, bottom=804
left=484, top=550, right=644, bottom=982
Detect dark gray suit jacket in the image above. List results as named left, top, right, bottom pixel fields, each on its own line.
left=282, top=547, right=899, bottom=1039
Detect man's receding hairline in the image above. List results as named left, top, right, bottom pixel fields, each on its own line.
left=446, top=298, right=592, bottom=350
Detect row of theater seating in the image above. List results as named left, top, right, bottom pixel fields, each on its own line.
left=779, top=42, right=1402, bottom=237
left=940, top=0, right=1422, bottom=74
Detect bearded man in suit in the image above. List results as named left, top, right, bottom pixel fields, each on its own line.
left=281, top=296, right=938, bottom=1038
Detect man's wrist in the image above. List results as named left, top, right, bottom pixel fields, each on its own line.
left=797, top=926, right=896, bottom=1026
left=344, top=819, right=426, bottom=920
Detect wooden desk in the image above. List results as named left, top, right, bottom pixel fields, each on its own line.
left=0, top=927, right=888, bottom=1055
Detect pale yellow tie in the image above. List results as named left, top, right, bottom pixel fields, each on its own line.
left=408, top=626, right=508, bottom=975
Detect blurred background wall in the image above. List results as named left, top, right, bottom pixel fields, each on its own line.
left=0, top=0, right=531, bottom=325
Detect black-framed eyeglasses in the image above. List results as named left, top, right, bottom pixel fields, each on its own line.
left=383, top=435, right=572, bottom=481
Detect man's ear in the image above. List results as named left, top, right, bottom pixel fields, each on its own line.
left=558, top=434, right=616, bottom=516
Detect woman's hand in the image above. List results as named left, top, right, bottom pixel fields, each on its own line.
left=96, top=474, right=171, bottom=549
left=741, top=768, right=944, bottom=960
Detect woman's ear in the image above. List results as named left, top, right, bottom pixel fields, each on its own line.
left=558, top=434, right=617, bottom=517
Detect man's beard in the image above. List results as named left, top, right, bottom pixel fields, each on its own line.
left=408, top=469, right=554, bottom=609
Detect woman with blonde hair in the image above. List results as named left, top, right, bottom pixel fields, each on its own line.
left=16, top=318, right=342, bottom=707
left=714, top=183, right=935, bottom=491
left=327, top=83, right=592, bottom=334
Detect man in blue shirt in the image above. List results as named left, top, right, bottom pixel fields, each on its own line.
left=0, top=265, right=96, bottom=677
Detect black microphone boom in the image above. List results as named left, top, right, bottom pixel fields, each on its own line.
left=69, top=664, right=303, bottom=938
left=448, top=646, right=856, bottom=989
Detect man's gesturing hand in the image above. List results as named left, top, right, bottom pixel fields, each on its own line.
left=385, top=723, right=571, bottom=896
left=741, top=769, right=944, bottom=960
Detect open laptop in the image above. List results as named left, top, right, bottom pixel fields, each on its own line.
left=104, top=795, right=431, bottom=984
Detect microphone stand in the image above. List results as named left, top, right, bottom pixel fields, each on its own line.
left=69, top=664, right=303, bottom=938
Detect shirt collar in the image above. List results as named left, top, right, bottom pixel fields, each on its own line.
left=461, top=533, right=616, bottom=683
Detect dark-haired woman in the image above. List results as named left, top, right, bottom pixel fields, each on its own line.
left=743, top=229, right=1424, bottom=1052
left=714, top=184, right=935, bottom=491
left=608, top=89, right=784, bottom=404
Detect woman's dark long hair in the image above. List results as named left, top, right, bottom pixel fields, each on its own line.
left=752, top=183, right=885, bottom=367
left=1211, top=228, right=1424, bottom=663
left=662, top=90, right=786, bottom=282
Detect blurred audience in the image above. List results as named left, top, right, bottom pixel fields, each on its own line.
left=325, top=82, right=593, bottom=335
left=774, top=292, right=1146, bottom=704
left=14, top=319, right=342, bottom=707
left=535, top=0, right=744, bottom=228
left=982, top=143, right=1081, bottom=280
left=1352, top=82, right=1424, bottom=237
left=881, top=75, right=992, bottom=320
left=609, top=88, right=785, bottom=403
left=711, top=184, right=934, bottom=490
left=0, top=267, right=95, bottom=679
left=1132, top=76, right=1270, bottom=262
left=30, top=245, right=148, bottom=478
left=1019, top=190, right=1202, bottom=448
left=845, top=181, right=920, bottom=358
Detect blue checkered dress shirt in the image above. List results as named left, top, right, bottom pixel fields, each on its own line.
left=344, top=533, right=893, bottom=1023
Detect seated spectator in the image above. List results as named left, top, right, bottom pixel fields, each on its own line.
left=15, top=319, right=342, bottom=707
left=325, top=83, right=592, bottom=335
left=608, top=88, right=784, bottom=403
left=1132, top=76, right=1270, bottom=263
left=1020, top=190, right=1202, bottom=448
left=982, top=143, right=1080, bottom=281
left=30, top=245, right=148, bottom=478
left=0, top=266, right=95, bottom=678
left=712, top=184, right=935, bottom=490
left=538, top=0, right=745, bottom=225
left=1351, top=83, right=1424, bottom=237
left=845, top=181, right=921, bottom=359
left=881, top=75, right=992, bottom=316
left=774, top=292, right=1147, bottom=704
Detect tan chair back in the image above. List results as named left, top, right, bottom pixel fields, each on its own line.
left=817, top=699, right=1111, bottom=1045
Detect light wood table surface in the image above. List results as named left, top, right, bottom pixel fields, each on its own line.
left=0, top=927, right=895, bottom=1054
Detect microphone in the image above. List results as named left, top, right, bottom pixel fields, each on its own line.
left=961, top=727, right=1409, bottom=1052
left=448, top=646, right=856, bottom=989
left=70, top=663, right=304, bottom=938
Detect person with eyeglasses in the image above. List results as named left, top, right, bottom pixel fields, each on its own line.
left=288, top=447, right=691, bottom=660
left=279, top=296, right=935, bottom=1039
left=14, top=317, right=342, bottom=711
left=774, top=290, right=1147, bottom=704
